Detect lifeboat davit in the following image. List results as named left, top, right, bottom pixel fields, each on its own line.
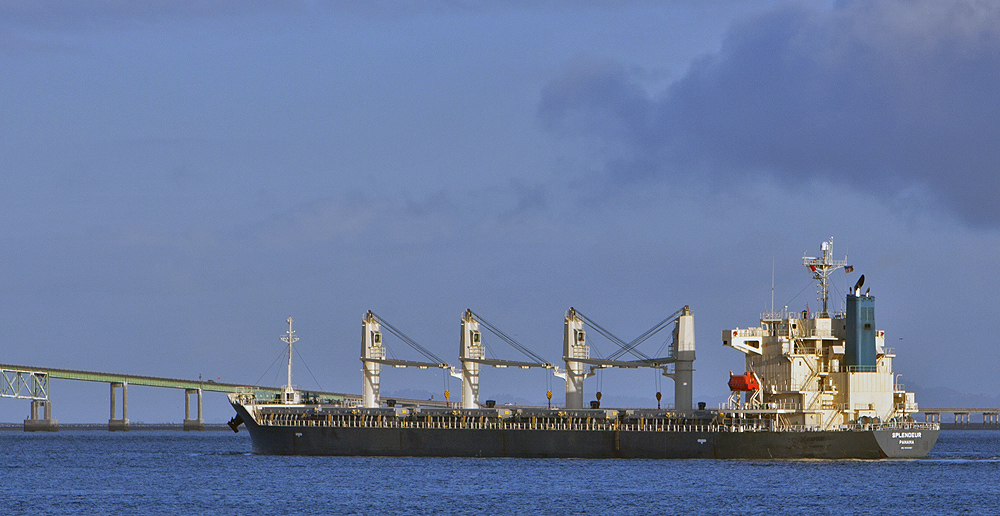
left=728, top=371, right=760, bottom=391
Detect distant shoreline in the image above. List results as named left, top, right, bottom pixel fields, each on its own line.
left=0, top=423, right=236, bottom=431
left=940, top=423, right=1000, bottom=431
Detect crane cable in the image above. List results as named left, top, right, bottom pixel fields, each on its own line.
left=574, top=307, right=685, bottom=362
left=606, top=307, right=686, bottom=361
left=575, top=310, right=657, bottom=361
left=371, top=312, right=448, bottom=366
left=468, top=310, right=549, bottom=365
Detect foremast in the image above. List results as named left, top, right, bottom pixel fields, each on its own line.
left=280, top=316, right=300, bottom=404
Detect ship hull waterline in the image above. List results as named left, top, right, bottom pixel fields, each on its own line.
left=232, top=404, right=938, bottom=459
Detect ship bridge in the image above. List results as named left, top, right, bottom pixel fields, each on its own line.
left=720, top=239, right=919, bottom=431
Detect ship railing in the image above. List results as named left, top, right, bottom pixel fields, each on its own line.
left=804, top=328, right=834, bottom=339
left=792, top=340, right=840, bottom=354
left=719, top=399, right=802, bottom=411
left=251, top=411, right=943, bottom=432
left=792, top=342, right=819, bottom=355
left=771, top=399, right=801, bottom=410
left=231, top=388, right=256, bottom=405
left=782, top=425, right=827, bottom=432
left=257, top=411, right=763, bottom=433
left=258, top=409, right=947, bottom=433
left=843, top=421, right=939, bottom=431
left=760, top=310, right=785, bottom=322
left=704, top=421, right=941, bottom=432
left=761, top=309, right=848, bottom=322
left=734, top=327, right=767, bottom=338
left=772, top=327, right=838, bottom=340
left=781, top=424, right=868, bottom=432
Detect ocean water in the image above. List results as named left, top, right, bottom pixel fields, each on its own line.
left=3, top=430, right=998, bottom=515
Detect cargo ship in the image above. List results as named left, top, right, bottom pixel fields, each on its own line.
left=228, top=239, right=938, bottom=458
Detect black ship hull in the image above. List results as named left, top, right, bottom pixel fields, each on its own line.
left=232, top=403, right=938, bottom=459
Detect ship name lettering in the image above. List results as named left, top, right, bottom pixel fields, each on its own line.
left=891, top=432, right=921, bottom=439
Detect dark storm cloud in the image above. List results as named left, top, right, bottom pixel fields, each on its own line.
left=539, top=0, right=1000, bottom=225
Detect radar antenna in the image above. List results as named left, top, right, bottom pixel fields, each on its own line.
left=802, top=238, right=850, bottom=317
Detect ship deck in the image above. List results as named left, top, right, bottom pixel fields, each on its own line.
left=242, top=401, right=937, bottom=434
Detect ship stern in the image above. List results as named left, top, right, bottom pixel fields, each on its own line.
left=873, top=427, right=939, bottom=458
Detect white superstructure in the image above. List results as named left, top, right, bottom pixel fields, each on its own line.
left=722, top=238, right=918, bottom=430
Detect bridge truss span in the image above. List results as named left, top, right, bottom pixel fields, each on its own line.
left=1, top=368, right=49, bottom=400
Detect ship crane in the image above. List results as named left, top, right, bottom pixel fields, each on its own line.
left=458, top=309, right=554, bottom=409
left=361, top=311, right=450, bottom=408
left=559, top=306, right=695, bottom=412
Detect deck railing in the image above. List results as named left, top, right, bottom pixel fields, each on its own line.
left=251, top=407, right=939, bottom=433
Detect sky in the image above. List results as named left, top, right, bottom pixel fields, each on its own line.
left=2, top=0, right=999, bottom=423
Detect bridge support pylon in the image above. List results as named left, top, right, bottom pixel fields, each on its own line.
left=183, top=388, right=204, bottom=431
left=109, top=382, right=129, bottom=431
left=24, top=400, right=58, bottom=432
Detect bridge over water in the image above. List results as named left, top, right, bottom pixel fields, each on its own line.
left=5, top=363, right=996, bottom=432
left=919, top=407, right=1000, bottom=427
left=1, top=363, right=443, bottom=431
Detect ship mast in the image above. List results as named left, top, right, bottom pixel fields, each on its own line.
left=281, top=316, right=299, bottom=402
left=802, top=238, right=849, bottom=318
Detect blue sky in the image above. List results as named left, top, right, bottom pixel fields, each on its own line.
left=2, top=1, right=998, bottom=423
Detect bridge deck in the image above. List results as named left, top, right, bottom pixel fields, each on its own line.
left=920, top=407, right=1000, bottom=414
left=0, top=362, right=450, bottom=407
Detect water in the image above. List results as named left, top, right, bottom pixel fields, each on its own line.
left=3, top=430, right=998, bottom=514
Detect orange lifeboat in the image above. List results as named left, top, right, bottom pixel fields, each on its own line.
left=728, top=371, right=760, bottom=391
